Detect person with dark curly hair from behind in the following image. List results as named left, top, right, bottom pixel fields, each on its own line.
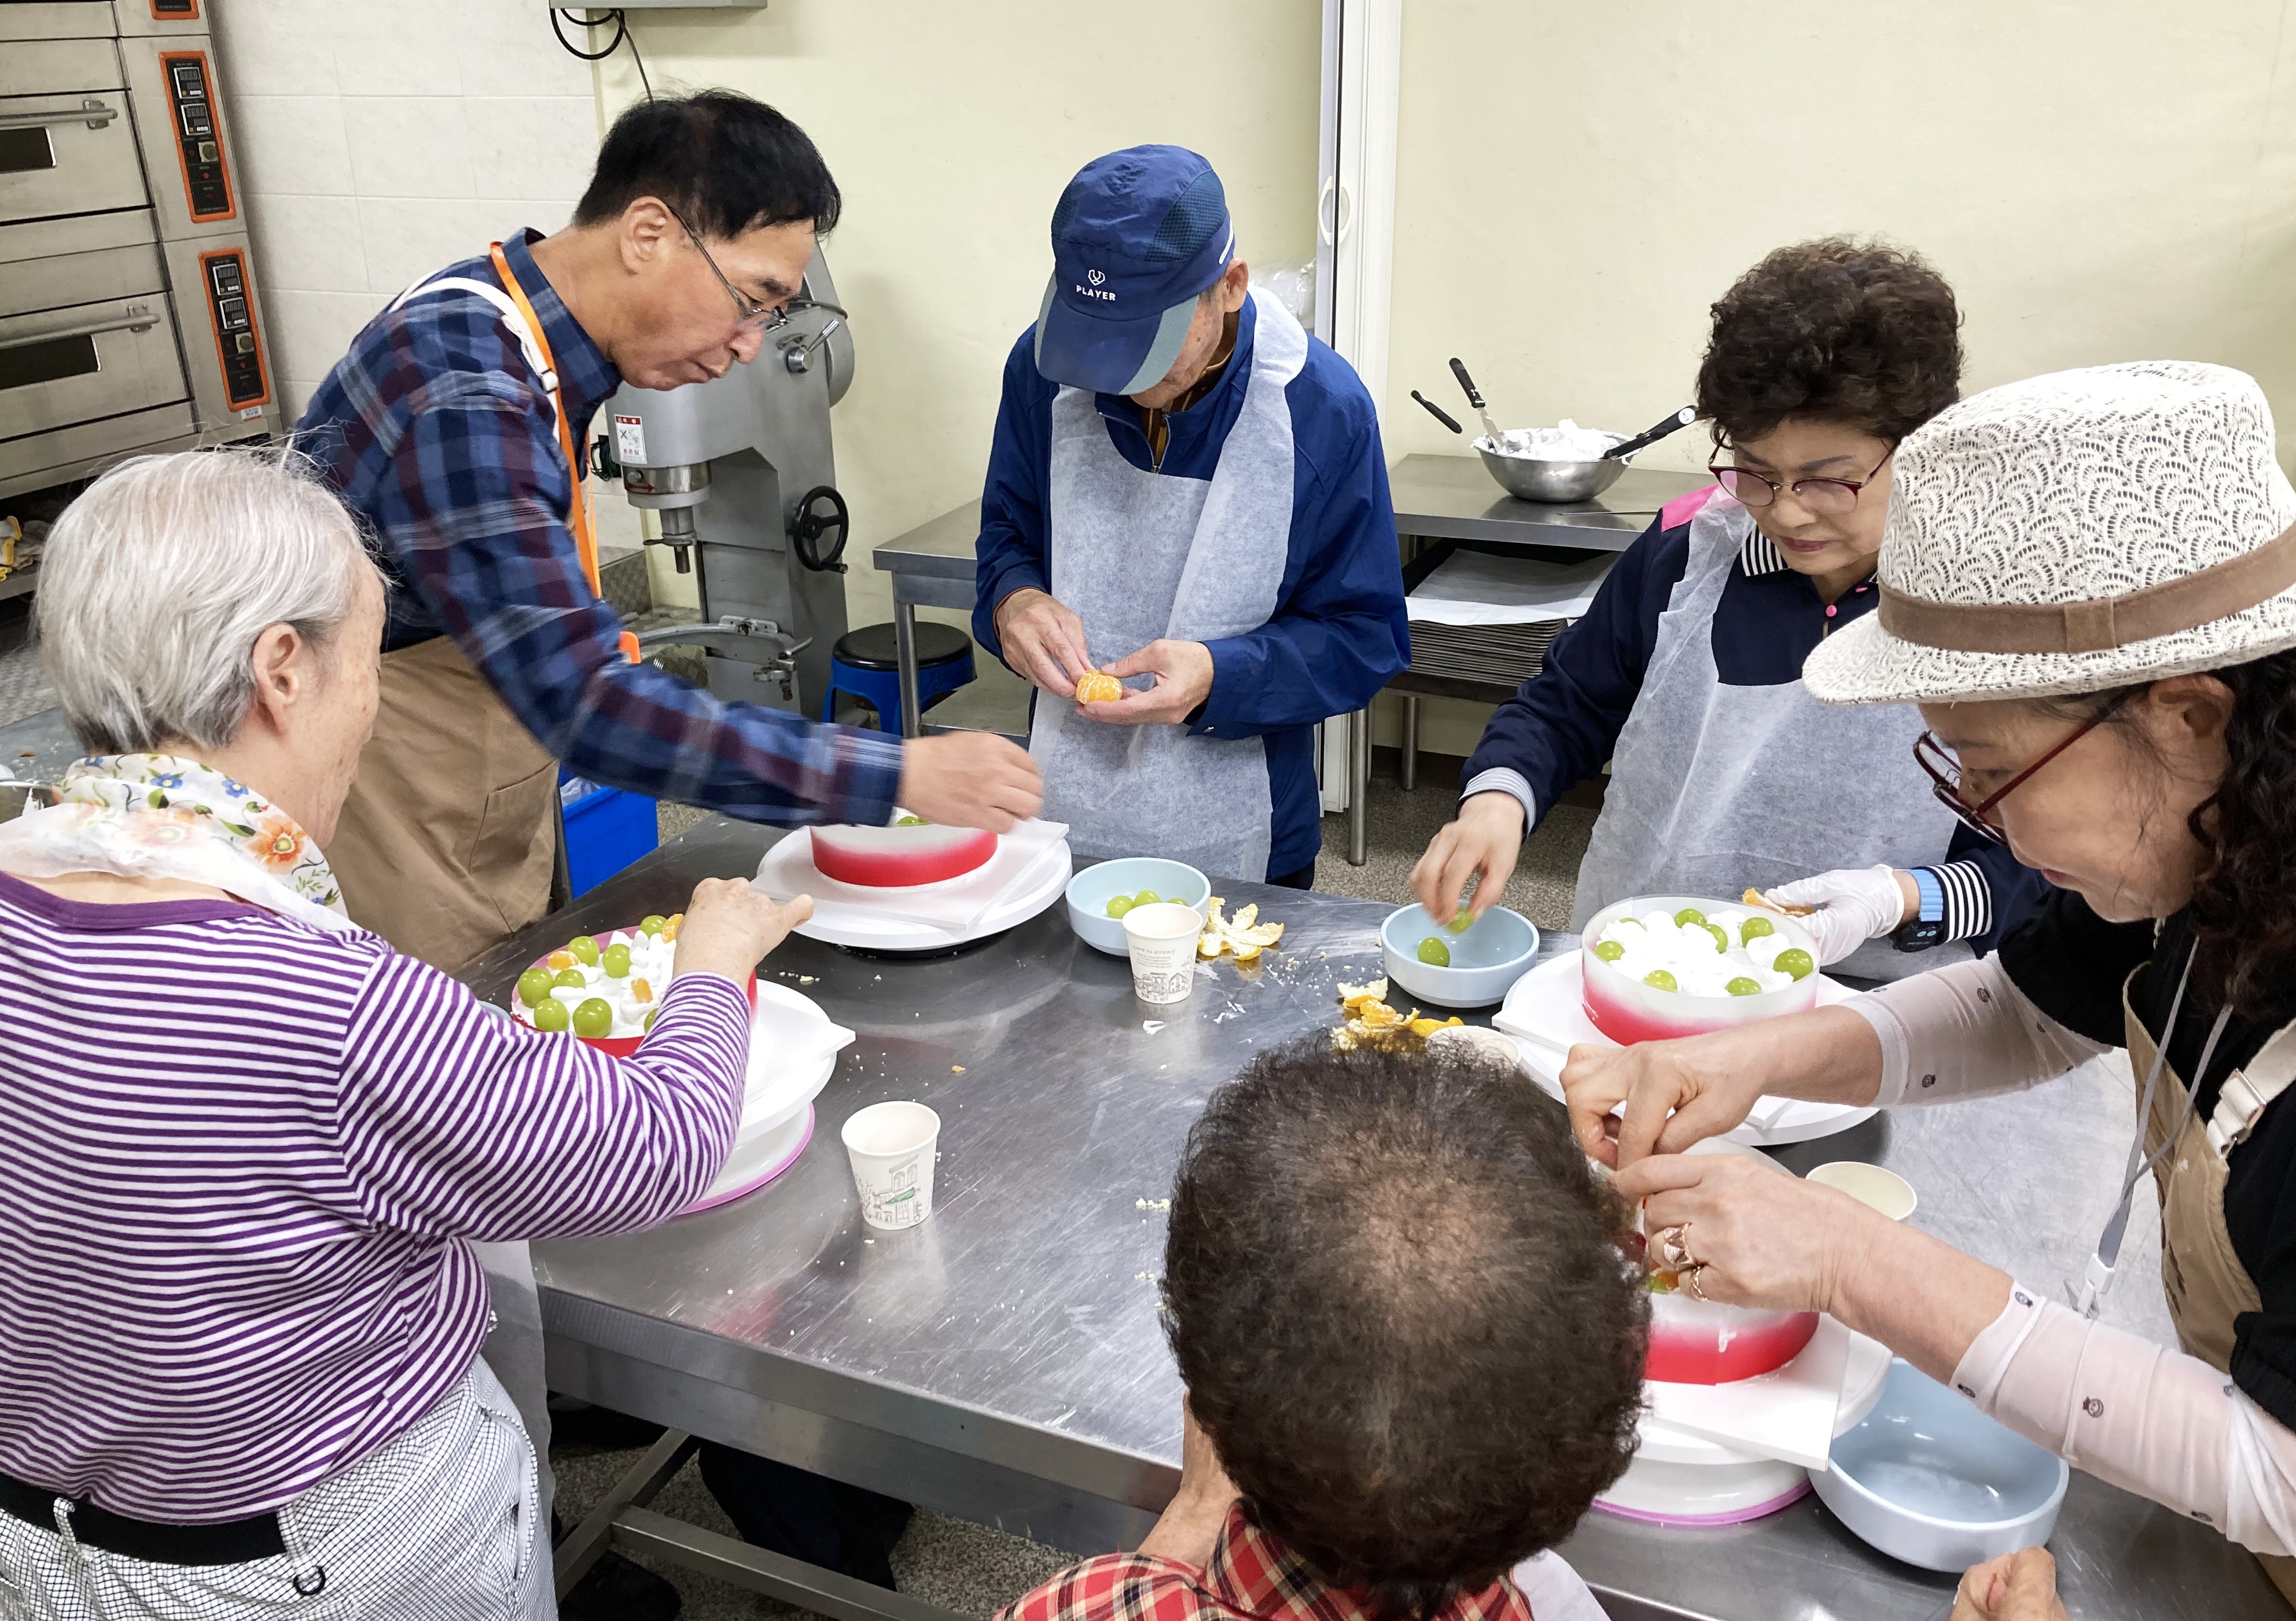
left=1415, top=239, right=2048, bottom=981
left=996, top=1036, right=1646, bottom=1621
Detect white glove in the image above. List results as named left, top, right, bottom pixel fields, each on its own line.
left=1763, top=865, right=1910, bottom=967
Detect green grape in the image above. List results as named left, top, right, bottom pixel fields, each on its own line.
left=1774, top=947, right=1815, bottom=981
left=639, top=914, right=668, bottom=936
left=602, top=943, right=632, bottom=979
left=896, top=814, right=929, bottom=826
left=1726, top=976, right=1763, bottom=997
left=1416, top=937, right=1452, bottom=967
left=569, top=935, right=601, bottom=966
left=516, top=967, right=554, bottom=1008
left=1741, top=916, right=1776, bottom=944
left=1701, top=922, right=1730, bottom=953
left=1672, top=907, right=1707, bottom=927
left=1643, top=969, right=1679, bottom=991
left=1592, top=939, right=1626, bottom=962
left=552, top=966, right=586, bottom=990
left=1447, top=909, right=1474, bottom=934
left=644, top=1008, right=660, bottom=1032
left=532, top=999, right=571, bottom=1032
left=572, top=998, right=615, bottom=1038
left=1134, top=889, right=1161, bottom=906
left=1105, top=895, right=1136, bottom=919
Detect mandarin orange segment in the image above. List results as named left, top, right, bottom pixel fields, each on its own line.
left=1074, top=671, right=1124, bottom=704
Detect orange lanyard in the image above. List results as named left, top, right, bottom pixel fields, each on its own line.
left=489, top=242, right=640, bottom=666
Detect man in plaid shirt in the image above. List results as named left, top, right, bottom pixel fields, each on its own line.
left=1001, top=1038, right=1646, bottom=1621
left=298, top=91, right=1037, bottom=970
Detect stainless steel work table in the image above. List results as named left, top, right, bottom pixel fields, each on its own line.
left=468, top=817, right=2285, bottom=1621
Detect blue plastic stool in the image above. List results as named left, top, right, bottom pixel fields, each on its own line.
left=821, top=621, right=975, bottom=737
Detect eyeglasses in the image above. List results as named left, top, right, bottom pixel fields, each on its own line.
left=667, top=204, right=847, bottom=334
left=1709, top=449, right=1892, bottom=517
left=1912, top=693, right=2132, bottom=846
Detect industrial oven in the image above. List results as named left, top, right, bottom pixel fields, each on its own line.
left=0, top=0, right=280, bottom=508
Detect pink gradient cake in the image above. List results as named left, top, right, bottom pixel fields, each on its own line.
left=1581, top=894, right=1820, bottom=1045
left=810, top=814, right=998, bottom=888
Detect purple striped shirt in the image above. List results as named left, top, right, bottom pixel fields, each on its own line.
left=0, top=869, right=750, bottom=1521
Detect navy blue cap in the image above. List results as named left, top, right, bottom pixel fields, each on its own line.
left=1034, top=145, right=1235, bottom=396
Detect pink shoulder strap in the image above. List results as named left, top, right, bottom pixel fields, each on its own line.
left=1659, top=483, right=1726, bottom=531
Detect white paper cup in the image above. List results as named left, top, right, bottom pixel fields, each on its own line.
left=841, top=1100, right=941, bottom=1230
left=1808, top=1160, right=1918, bottom=1221
left=1123, top=901, right=1202, bottom=1005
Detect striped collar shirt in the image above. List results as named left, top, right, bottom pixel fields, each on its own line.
left=0, top=870, right=750, bottom=1520
left=294, top=229, right=900, bottom=826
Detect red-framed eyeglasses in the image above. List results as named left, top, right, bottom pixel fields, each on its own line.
left=1913, top=694, right=2132, bottom=846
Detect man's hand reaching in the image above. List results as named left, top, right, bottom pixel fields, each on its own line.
left=994, top=588, right=1093, bottom=699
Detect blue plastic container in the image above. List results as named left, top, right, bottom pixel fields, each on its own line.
left=560, top=770, right=659, bottom=896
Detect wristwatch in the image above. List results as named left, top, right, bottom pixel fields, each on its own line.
left=1891, top=868, right=1947, bottom=952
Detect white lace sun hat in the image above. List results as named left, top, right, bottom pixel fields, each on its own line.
left=1804, top=360, right=2296, bottom=705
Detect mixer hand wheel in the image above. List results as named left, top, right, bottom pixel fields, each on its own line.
left=793, top=485, right=849, bottom=575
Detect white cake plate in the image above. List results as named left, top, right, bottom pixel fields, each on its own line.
left=1498, top=951, right=1878, bottom=1148
left=759, top=837, right=1072, bottom=952
left=737, top=982, right=849, bottom=1140
left=1595, top=1325, right=1892, bottom=1526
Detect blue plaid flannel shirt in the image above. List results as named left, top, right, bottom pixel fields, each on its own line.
left=295, top=229, right=902, bottom=826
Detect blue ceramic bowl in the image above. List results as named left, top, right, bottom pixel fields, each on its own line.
left=1811, top=1359, right=2069, bottom=1572
left=1065, top=858, right=1212, bottom=957
left=1381, top=905, right=1540, bottom=1008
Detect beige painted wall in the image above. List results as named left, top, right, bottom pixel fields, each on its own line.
left=1381, top=0, right=2296, bottom=759
left=589, top=0, right=1324, bottom=631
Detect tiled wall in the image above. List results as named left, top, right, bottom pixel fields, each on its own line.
left=209, top=0, right=600, bottom=429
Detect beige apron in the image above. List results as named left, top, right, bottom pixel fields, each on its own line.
left=2129, top=979, right=2296, bottom=1607
left=328, top=634, right=558, bottom=972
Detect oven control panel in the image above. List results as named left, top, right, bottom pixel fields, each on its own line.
left=150, top=1, right=203, bottom=16
left=157, top=51, right=233, bottom=223
left=198, top=248, right=270, bottom=410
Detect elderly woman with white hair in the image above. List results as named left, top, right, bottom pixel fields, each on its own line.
left=0, top=449, right=808, bottom=1618
left=1570, top=362, right=2296, bottom=1612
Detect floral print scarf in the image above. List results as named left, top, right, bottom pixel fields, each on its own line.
left=0, top=752, right=355, bottom=933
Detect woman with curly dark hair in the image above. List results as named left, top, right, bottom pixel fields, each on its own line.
left=1416, top=238, right=2048, bottom=979
left=1568, top=361, right=2296, bottom=1606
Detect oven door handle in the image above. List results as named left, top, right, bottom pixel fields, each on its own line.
left=0, top=306, right=161, bottom=349
left=0, top=98, right=121, bottom=133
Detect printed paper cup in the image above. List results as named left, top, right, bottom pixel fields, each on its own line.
left=841, top=1100, right=941, bottom=1231
left=1123, top=901, right=1202, bottom=1005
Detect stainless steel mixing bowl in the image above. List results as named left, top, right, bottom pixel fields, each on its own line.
left=1478, top=443, right=1628, bottom=503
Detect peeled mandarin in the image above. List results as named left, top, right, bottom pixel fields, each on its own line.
left=631, top=978, right=654, bottom=1004
left=662, top=913, right=683, bottom=942
left=1074, top=671, right=1124, bottom=704
left=546, top=949, right=575, bottom=970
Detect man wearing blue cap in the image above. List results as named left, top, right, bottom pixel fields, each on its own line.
left=973, top=145, right=1409, bottom=885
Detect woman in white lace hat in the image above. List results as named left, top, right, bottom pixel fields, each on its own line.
left=1562, top=360, right=2296, bottom=1601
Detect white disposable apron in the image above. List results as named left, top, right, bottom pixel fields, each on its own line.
left=1029, top=288, right=1305, bottom=883
left=1571, top=494, right=1963, bottom=982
